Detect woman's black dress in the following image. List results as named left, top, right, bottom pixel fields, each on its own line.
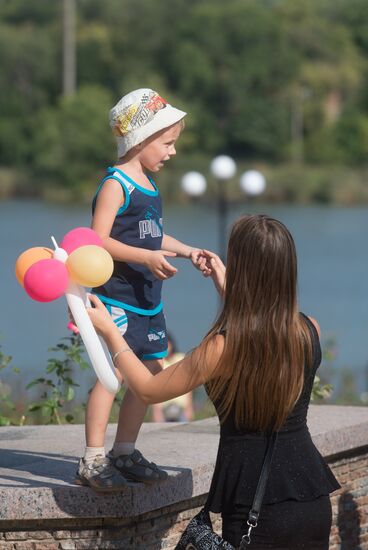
left=206, top=314, right=340, bottom=549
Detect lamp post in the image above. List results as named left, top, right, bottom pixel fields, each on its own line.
left=210, top=156, right=237, bottom=261
left=63, top=0, right=77, bottom=96
left=181, top=158, right=266, bottom=261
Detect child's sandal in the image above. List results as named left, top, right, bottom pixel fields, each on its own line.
left=110, top=449, right=168, bottom=484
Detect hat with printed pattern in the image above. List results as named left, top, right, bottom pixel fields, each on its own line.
left=110, top=88, right=187, bottom=158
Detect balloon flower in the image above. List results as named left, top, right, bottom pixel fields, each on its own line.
left=15, top=227, right=120, bottom=394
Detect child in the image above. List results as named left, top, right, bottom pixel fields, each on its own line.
left=75, top=88, right=210, bottom=491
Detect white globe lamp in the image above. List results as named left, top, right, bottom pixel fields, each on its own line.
left=240, top=170, right=266, bottom=196
left=210, top=155, right=237, bottom=180
left=181, top=171, right=207, bottom=197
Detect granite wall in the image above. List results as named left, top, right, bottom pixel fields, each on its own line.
left=0, top=405, right=367, bottom=549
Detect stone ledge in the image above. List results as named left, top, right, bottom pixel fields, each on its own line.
left=0, top=405, right=367, bottom=522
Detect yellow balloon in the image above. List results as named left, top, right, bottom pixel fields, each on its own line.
left=66, top=245, right=114, bottom=287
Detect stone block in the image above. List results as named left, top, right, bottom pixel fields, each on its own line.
left=33, top=544, right=59, bottom=550
left=14, top=544, right=35, bottom=550
left=59, top=542, right=76, bottom=550
left=5, top=533, right=29, bottom=541
left=95, top=540, right=134, bottom=549
left=73, top=540, right=102, bottom=550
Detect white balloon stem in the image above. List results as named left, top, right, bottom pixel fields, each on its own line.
left=52, top=241, right=120, bottom=394
left=65, top=283, right=120, bottom=395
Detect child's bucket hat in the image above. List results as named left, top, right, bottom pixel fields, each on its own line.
left=110, top=88, right=186, bottom=158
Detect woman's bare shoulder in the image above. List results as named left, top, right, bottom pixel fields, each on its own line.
left=307, top=316, right=321, bottom=337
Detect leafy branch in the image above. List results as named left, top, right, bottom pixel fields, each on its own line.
left=0, top=342, right=22, bottom=425
left=27, top=334, right=89, bottom=425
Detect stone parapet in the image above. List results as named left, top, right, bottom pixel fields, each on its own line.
left=0, top=405, right=367, bottom=549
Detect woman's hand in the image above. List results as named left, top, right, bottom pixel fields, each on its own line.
left=189, top=248, right=212, bottom=277
left=202, top=250, right=226, bottom=297
left=86, top=294, right=118, bottom=338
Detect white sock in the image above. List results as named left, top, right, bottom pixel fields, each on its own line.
left=113, top=441, right=135, bottom=457
left=83, top=446, right=105, bottom=463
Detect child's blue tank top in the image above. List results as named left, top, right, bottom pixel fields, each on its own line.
left=91, top=167, right=163, bottom=316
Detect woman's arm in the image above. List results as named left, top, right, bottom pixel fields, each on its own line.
left=87, top=295, right=223, bottom=403
left=202, top=250, right=226, bottom=297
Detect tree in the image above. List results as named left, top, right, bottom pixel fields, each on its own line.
left=31, top=85, right=114, bottom=194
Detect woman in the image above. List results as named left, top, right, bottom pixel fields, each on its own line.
left=87, top=214, right=340, bottom=549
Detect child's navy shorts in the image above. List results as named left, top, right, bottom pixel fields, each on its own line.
left=106, top=303, right=168, bottom=361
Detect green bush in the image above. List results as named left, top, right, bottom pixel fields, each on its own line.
left=30, top=85, right=114, bottom=198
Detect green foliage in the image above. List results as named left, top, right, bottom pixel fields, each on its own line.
left=26, top=334, right=89, bottom=425
left=312, top=335, right=367, bottom=406
left=0, top=17, right=58, bottom=165
left=0, top=341, right=22, bottom=426
left=334, top=112, right=368, bottom=163
left=193, top=398, right=217, bottom=421
left=311, top=376, right=333, bottom=402
left=310, top=336, right=336, bottom=404
left=332, top=368, right=364, bottom=405
left=30, top=85, right=114, bottom=197
left=0, top=0, right=368, bottom=198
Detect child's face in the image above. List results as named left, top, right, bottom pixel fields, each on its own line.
left=138, top=123, right=182, bottom=172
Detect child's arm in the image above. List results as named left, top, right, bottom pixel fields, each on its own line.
left=87, top=294, right=223, bottom=403
left=161, top=234, right=196, bottom=259
left=162, top=233, right=211, bottom=275
left=92, top=180, right=178, bottom=280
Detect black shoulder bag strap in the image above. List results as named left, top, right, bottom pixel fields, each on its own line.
left=240, top=431, right=278, bottom=547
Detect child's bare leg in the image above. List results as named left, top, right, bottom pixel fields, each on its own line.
left=85, top=379, right=115, bottom=448
left=76, top=380, right=126, bottom=492
left=114, top=359, right=163, bottom=444
left=111, top=359, right=167, bottom=482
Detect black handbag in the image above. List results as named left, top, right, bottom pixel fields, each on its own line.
left=175, top=432, right=277, bottom=549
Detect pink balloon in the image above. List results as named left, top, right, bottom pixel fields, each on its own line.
left=24, top=259, right=69, bottom=302
left=60, top=227, right=103, bottom=255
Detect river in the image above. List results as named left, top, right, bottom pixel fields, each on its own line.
left=1, top=199, right=367, bottom=402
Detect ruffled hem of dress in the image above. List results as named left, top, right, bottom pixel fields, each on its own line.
left=208, top=485, right=340, bottom=514
left=206, top=439, right=340, bottom=513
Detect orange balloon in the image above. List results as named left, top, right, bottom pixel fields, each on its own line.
left=15, top=247, right=54, bottom=287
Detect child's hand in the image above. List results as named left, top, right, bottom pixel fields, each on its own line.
left=202, top=250, right=226, bottom=296
left=145, top=250, right=178, bottom=280
left=190, top=248, right=212, bottom=277
left=86, top=294, right=117, bottom=337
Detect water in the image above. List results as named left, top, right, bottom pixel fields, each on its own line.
left=1, top=199, right=368, bottom=401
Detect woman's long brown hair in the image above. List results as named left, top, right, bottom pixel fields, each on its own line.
left=197, top=214, right=313, bottom=432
